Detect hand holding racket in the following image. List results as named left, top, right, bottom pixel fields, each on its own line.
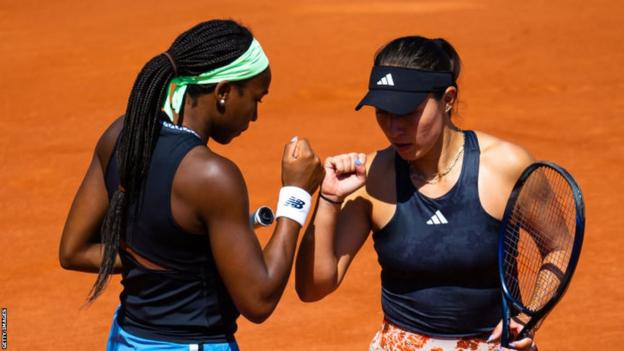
left=494, top=161, right=585, bottom=349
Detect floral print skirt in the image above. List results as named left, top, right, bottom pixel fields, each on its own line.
left=369, top=320, right=497, bottom=351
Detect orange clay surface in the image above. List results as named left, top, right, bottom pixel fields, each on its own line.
left=1, top=1, right=623, bottom=350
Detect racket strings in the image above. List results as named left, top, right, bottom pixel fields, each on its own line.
left=505, top=190, right=574, bottom=308
left=505, top=199, right=574, bottom=304
left=503, top=167, right=577, bottom=313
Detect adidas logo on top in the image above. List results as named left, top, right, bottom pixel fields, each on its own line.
left=376, top=73, right=394, bottom=86
left=426, top=210, right=448, bottom=225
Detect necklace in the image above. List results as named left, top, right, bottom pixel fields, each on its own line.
left=409, top=134, right=465, bottom=185
left=161, top=121, right=201, bottom=139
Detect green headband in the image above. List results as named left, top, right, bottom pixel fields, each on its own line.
left=162, top=38, right=270, bottom=121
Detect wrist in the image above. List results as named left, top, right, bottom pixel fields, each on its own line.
left=319, top=192, right=344, bottom=205
left=275, top=186, right=312, bottom=226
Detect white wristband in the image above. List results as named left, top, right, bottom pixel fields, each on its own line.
left=275, top=186, right=312, bottom=226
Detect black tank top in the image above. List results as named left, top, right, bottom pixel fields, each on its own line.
left=105, top=122, right=239, bottom=343
left=372, top=131, right=501, bottom=337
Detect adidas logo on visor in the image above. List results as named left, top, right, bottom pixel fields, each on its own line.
left=376, top=73, right=395, bottom=86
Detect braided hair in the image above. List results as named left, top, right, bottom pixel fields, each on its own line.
left=87, top=20, right=254, bottom=303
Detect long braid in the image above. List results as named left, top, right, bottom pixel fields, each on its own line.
left=87, top=19, right=253, bottom=303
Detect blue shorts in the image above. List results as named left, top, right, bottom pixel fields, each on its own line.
left=107, top=307, right=239, bottom=351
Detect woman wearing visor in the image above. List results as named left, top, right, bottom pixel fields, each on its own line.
left=296, top=36, right=537, bottom=350
left=59, top=20, right=323, bottom=350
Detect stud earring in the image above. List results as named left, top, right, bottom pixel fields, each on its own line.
left=219, top=98, right=226, bottom=107
left=445, top=105, right=452, bottom=113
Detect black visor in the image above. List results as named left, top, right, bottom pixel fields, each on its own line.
left=355, top=66, right=454, bottom=115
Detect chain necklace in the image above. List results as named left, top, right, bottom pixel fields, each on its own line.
left=161, top=121, right=201, bottom=139
left=409, top=134, right=465, bottom=185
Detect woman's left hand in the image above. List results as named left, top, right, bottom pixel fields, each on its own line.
left=488, top=319, right=538, bottom=351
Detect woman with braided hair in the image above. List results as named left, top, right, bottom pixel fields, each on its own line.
left=59, top=19, right=323, bottom=350
left=295, top=36, right=538, bottom=350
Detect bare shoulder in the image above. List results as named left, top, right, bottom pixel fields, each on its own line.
left=359, top=146, right=395, bottom=202
left=177, top=146, right=247, bottom=203
left=339, top=147, right=391, bottom=204
left=474, top=131, right=536, bottom=219
left=474, top=130, right=535, bottom=180
left=94, top=116, right=124, bottom=168
left=367, top=146, right=394, bottom=170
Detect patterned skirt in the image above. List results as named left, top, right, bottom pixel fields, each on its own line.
left=369, top=320, right=498, bottom=351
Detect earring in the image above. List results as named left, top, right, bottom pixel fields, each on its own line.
left=445, top=105, right=452, bottom=113
left=219, top=98, right=226, bottom=107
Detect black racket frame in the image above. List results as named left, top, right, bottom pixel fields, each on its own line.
left=497, top=161, right=585, bottom=347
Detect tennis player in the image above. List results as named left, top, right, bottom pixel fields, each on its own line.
left=295, top=36, right=537, bottom=351
left=59, top=20, right=323, bottom=350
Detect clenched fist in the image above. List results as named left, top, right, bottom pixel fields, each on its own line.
left=320, top=153, right=367, bottom=202
left=281, top=137, right=324, bottom=194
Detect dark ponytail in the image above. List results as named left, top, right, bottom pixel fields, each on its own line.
left=86, top=20, right=254, bottom=303
left=431, top=38, right=461, bottom=84
left=374, top=36, right=462, bottom=112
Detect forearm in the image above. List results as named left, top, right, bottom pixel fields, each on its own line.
left=260, top=218, right=301, bottom=297
left=296, top=198, right=342, bottom=300
left=59, top=243, right=122, bottom=274
left=236, top=217, right=303, bottom=323
left=524, top=250, right=566, bottom=311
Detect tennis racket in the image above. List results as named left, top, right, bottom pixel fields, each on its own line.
left=498, top=161, right=585, bottom=347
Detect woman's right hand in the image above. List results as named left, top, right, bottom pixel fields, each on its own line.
left=320, top=153, right=367, bottom=202
left=281, top=137, right=324, bottom=194
left=488, top=319, right=538, bottom=351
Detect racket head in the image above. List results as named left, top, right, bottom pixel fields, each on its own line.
left=498, top=161, right=585, bottom=344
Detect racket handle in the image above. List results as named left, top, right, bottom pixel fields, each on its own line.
left=250, top=206, right=275, bottom=228
left=517, top=327, right=530, bottom=341
left=501, top=296, right=511, bottom=348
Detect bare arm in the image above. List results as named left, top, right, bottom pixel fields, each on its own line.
left=479, top=134, right=536, bottom=220
left=483, top=136, right=538, bottom=351
left=295, top=153, right=372, bottom=302
left=59, top=118, right=123, bottom=273
left=197, top=139, right=323, bottom=323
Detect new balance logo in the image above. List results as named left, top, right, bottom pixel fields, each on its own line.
left=376, top=73, right=395, bottom=86
left=284, top=196, right=305, bottom=209
left=426, top=210, right=448, bottom=225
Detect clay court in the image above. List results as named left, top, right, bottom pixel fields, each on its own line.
left=1, top=0, right=623, bottom=349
